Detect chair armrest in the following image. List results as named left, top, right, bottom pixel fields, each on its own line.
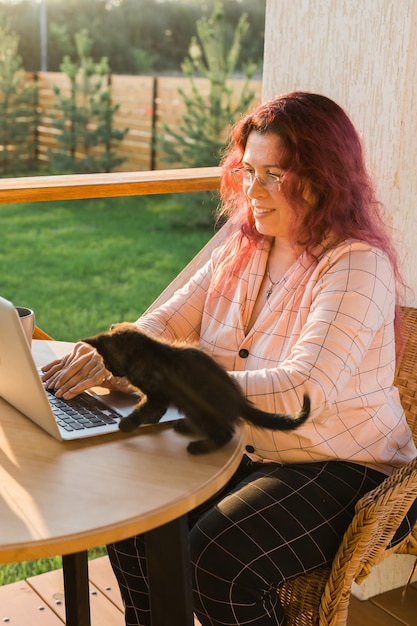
left=33, top=326, right=53, bottom=340
left=319, top=456, right=417, bottom=624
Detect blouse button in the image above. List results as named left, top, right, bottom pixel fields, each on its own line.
left=245, top=445, right=255, bottom=453
left=239, top=348, right=249, bottom=358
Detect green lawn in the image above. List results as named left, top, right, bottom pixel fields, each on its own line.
left=1, top=191, right=216, bottom=340
left=0, top=190, right=215, bottom=585
left=0, top=548, right=107, bottom=586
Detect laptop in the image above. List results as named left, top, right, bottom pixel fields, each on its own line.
left=0, top=296, right=182, bottom=441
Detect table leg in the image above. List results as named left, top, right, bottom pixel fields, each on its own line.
left=62, top=551, right=91, bottom=626
left=145, top=515, right=194, bottom=626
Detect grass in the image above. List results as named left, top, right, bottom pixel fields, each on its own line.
left=0, top=190, right=215, bottom=585
left=1, top=191, right=216, bottom=341
left=0, top=548, right=107, bottom=586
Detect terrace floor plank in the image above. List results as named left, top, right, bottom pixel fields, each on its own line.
left=0, top=556, right=415, bottom=626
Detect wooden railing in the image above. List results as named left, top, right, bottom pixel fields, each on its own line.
left=0, top=167, right=222, bottom=204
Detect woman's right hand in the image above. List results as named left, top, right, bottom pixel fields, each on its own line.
left=41, top=341, right=123, bottom=399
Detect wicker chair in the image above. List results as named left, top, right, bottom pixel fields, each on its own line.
left=276, top=305, right=417, bottom=626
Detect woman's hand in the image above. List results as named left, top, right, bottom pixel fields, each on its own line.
left=41, top=341, right=134, bottom=399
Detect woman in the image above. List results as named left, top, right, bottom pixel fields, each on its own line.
left=42, top=92, right=417, bottom=626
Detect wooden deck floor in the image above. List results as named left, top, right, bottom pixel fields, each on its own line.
left=0, top=555, right=416, bottom=625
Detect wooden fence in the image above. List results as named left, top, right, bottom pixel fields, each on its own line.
left=26, top=72, right=262, bottom=172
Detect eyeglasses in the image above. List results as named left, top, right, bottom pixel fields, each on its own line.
left=230, top=167, right=284, bottom=190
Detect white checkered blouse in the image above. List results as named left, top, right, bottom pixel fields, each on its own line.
left=136, top=236, right=417, bottom=475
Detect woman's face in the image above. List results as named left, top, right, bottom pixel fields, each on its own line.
left=241, top=131, right=297, bottom=240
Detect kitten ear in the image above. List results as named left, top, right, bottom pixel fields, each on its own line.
left=82, top=336, right=98, bottom=347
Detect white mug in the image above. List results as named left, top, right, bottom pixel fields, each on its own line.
left=16, top=306, right=36, bottom=347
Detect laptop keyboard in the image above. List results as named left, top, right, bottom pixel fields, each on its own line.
left=46, top=389, right=119, bottom=433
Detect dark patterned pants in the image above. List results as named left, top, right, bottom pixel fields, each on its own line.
left=107, top=457, right=387, bottom=626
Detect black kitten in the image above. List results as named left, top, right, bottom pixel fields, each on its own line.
left=83, top=322, right=310, bottom=454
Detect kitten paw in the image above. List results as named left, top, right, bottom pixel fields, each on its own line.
left=119, top=416, right=139, bottom=432
left=186, top=440, right=207, bottom=454
left=186, top=439, right=220, bottom=454
left=173, top=418, right=195, bottom=434
left=186, top=432, right=233, bottom=454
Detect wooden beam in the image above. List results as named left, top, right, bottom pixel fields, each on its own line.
left=0, top=167, right=222, bottom=204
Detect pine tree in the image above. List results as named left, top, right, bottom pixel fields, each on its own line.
left=0, top=15, right=38, bottom=175
left=160, top=0, right=257, bottom=168
left=50, top=29, right=127, bottom=174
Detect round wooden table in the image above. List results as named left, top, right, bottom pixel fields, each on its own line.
left=0, top=340, right=245, bottom=626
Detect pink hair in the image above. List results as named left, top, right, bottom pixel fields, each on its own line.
left=214, top=92, right=406, bottom=350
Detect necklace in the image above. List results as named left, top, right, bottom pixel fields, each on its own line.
left=266, top=266, right=281, bottom=300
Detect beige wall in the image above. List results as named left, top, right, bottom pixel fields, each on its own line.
left=263, top=0, right=417, bottom=304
